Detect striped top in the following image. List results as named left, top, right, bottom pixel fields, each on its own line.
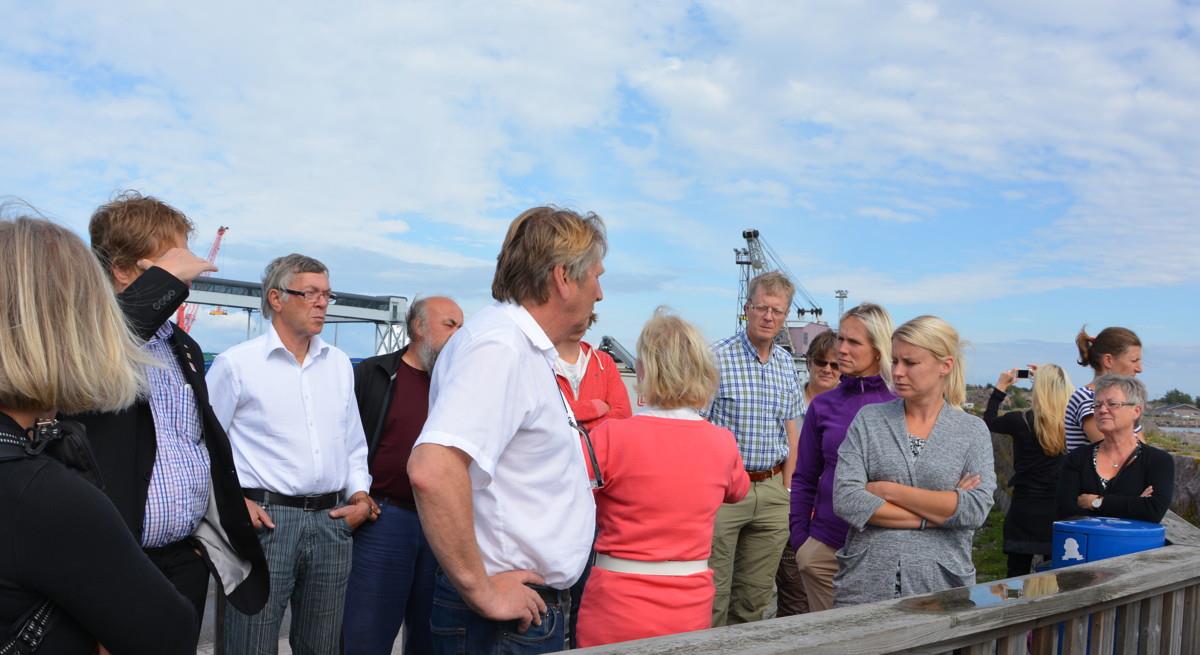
left=1064, top=384, right=1142, bottom=454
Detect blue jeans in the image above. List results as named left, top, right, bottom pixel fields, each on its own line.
left=342, top=502, right=436, bottom=655
left=430, top=570, right=569, bottom=655
left=223, top=503, right=354, bottom=655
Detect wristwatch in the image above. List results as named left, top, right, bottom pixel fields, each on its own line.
left=1091, top=497, right=1103, bottom=510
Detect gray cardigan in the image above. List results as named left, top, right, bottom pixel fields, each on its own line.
left=832, top=399, right=996, bottom=606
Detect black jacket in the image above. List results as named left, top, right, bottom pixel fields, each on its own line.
left=65, top=267, right=268, bottom=613
left=354, top=346, right=409, bottom=464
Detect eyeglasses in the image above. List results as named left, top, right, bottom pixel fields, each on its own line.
left=811, top=358, right=839, bottom=371
left=747, top=303, right=787, bottom=319
left=281, top=288, right=339, bottom=305
left=1093, top=400, right=1138, bottom=411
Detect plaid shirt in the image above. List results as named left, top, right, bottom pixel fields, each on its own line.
left=141, top=321, right=211, bottom=548
left=704, top=331, right=802, bottom=471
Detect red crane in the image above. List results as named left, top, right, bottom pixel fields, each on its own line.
left=176, top=226, right=228, bottom=333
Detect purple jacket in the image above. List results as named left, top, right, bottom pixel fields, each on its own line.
left=789, top=374, right=895, bottom=551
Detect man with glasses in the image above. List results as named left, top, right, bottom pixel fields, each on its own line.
left=408, top=206, right=605, bottom=654
left=69, top=192, right=268, bottom=639
left=208, top=253, right=376, bottom=654
left=704, top=270, right=803, bottom=626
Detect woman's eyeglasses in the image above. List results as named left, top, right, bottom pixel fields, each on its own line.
left=810, top=358, right=838, bottom=371
left=1093, top=400, right=1138, bottom=411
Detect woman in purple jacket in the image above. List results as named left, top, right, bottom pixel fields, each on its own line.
left=789, top=302, right=896, bottom=611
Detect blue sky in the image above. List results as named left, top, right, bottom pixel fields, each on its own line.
left=3, top=1, right=1198, bottom=396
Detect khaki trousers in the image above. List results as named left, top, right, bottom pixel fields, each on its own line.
left=710, top=472, right=790, bottom=627
left=794, top=536, right=838, bottom=612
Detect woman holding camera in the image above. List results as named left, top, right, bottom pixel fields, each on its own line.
left=984, top=364, right=1071, bottom=577
left=0, top=215, right=197, bottom=653
left=832, top=315, right=995, bottom=606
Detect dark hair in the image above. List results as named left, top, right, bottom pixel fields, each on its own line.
left=1075, top=325, right=1141, bottom=373
left=806, top=329, right=838, bottom=360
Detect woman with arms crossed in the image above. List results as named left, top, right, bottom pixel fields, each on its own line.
left=1056, top=375, right=1173, bottom=523
left=789, top=303, right=896, bottom=612
left=832, top=315, right=996, bottom=606
left=0, top=213, right=197, bottom=653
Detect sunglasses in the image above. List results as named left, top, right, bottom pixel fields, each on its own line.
left=810, top=358, right=839, bottom=371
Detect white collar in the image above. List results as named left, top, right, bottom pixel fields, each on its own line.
left=637, top=406, right=703, bottom=421
left=263, top=322, right=328, bottom=363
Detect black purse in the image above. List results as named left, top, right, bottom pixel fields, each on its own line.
left=0, top=418, right=103, bottom=653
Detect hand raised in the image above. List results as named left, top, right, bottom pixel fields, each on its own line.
left=466, top=570, right=548, bottom=634
left=137, top=247, right=216, bottom=284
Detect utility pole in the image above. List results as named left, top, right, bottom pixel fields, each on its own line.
left=835, top=290, right=849, bottom=322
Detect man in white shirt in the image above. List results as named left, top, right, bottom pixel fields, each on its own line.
left=408, top=206, right=606, bottom=654
left=208, top=253, right=376, bottom=655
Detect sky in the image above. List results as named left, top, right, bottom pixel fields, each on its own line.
left=3, top=1, right=1199, bottom=397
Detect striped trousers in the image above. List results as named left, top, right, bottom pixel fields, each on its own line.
left=223, top=503, right=354, bottom=655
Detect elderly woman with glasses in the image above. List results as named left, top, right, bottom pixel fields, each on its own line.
left=574, top=309, right=748, bottom=648
left=1056, top=374, right=1174, bottom=523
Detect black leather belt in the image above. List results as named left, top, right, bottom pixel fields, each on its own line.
left=527, top=584, right=570, bottom=607
left=243, top=488, right=341, bottom=511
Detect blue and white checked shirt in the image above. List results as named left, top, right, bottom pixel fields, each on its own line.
left=141, top=321, right=211, bottom=548
left=703, top=331, right=802, bottom=471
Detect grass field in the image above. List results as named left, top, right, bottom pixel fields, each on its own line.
left=973, top=506, right=1009, bottom=582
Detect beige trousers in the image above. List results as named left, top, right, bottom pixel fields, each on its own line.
left=794, top=536, right=839, bottom=612
left=709, top=472, right=790, bottom=627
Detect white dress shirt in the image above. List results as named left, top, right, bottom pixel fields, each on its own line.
left=207, top=323, right=371, bottom=498
left=416, top=302, right=595, bottom=589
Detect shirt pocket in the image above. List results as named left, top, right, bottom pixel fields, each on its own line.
left=174, top=384, right=204, bottom=444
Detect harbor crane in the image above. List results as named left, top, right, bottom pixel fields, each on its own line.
left=176, top=226, right=228, bottom=333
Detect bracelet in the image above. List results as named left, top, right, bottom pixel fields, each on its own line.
left=919, top=518, right=927, bottom=531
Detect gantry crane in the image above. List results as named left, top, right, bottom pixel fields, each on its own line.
left=176, top=226, right=228, bottom=333
left=734, top=228, right=823, bottom=332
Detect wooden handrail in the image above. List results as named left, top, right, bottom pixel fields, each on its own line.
left=572, top=512, right=1200, bottom=654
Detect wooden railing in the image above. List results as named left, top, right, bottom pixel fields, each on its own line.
left=573, top=512, right=1200, bottom=654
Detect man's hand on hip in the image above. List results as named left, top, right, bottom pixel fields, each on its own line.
left=465, top=570, right=548, bottom=634
left=330, top=491, right=379, bottom=530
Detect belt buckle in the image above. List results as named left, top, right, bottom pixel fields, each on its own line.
left=302, top=494, right=322, bottom=511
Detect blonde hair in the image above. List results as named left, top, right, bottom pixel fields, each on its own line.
left=492, top=206, right=606, bottom=305
left=0, top=213, right=148, bottom=413
left=1031, top=364, right=1072, bottom=456
left=635, top=308, right=719, bottom=410
left=892, top=315, right=966, bottom=408
left=841, top=302, right=895, bottom=385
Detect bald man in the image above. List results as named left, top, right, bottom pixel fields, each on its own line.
left=342, top=296, right=464, bottom=655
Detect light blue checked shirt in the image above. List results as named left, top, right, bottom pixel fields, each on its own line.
left=704, top=331, right=802, bottom=471
left=141, top=321, right=211, bottom=548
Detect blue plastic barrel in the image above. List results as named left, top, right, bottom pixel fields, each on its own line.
left=1051, top=517, right=1165, bottom=569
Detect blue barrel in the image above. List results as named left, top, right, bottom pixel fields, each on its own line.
left=1052, top=517, right=1165, bottom=568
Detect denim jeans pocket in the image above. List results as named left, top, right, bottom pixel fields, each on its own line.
left=498, top=605, right=562, bottom=651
